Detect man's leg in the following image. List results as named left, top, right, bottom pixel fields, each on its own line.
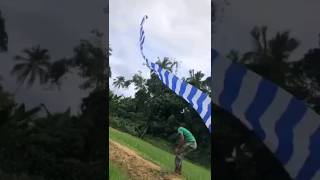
left=175, top=144, right=186, bottom=174
left=175, top=142, right=197, bottom=174
left=175, top=153, right=183, bottom=174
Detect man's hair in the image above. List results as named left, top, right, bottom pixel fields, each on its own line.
left=171, top=125, right=180, bottom=135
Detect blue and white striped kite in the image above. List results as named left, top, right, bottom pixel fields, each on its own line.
left=139, top=15, right=212, bottom=133
left=212, top=48, right=320, bottom=180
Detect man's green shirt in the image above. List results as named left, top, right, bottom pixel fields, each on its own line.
left=177, top=127, right=196, bottom=143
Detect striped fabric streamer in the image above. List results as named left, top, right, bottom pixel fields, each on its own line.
left=212, top=48, right=320, bottom=180
left=139, top=15, right=212, bottom=133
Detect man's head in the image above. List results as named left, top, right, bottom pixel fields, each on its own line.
left=173, top=126, right=182, bottom=133
left=169, top=125, right=180, bottom=138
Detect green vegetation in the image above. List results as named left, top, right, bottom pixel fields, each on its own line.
left=0, top=26, right=108, bottom=179
left=109, top=127, right=211, bottom=180
left=109, top=57, right=211, bottom=168
left=109, top=161, right=129, bottom=180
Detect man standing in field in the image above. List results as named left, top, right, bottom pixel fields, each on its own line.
left=174, top=126, right=197, bottom=175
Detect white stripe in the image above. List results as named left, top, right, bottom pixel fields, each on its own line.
left=153, top=64, right=160, bottom=75
left=160, top=68, right=166, bottom=83
left=260, top=88, right=292, bottom=152
left=213, top=55, right=232, bottom=106
left=200, top=97, right=211, bottom=119
left=153, top=64, right=159, bottom=71
left=182, top=84, right=193, bottom=101
left=285, top=109, right=320, bottom=178
left=205, top=116, right=211, bottom=128
left=168, top=72, right=174, bottom=89
left=231, top=71, right=261, bottom=130
left=154, top=66, right=162, bottom=80
left=191, top=90, right=203, bottom=110
left=175, top=79, right=183, bottom=95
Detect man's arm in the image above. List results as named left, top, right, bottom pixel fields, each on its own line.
left=175, top=134, right=184, bottom=153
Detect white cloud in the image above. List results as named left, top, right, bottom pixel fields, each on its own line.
left=109, top=0, right=211, bottom=97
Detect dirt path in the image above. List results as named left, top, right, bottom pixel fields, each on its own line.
left=109, top=139, right=182, bottom=180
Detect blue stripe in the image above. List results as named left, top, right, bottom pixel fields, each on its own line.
left=140, top=17, right=146, bottom=25
left=296, top=127, right=320, bottom=180
left=212, top=48, right=320, bottom=179
left=178, top=81, right=187, bottom=96
left=140, top=28, right=144, bottom=39
left=140, top=36, right=145, bottom=46
left=164, top=71, right=169, bottom=86
left=245, top=79, right=278, bottom=140
left=187, top=87, right=198, bottom=106
left=172, top=75, right=178, bottom=92
left=151, top=63, right=157, bottom=74
left=196, top=92, right=208, bottom=114
left=275, top=98, right=308, bottom=164
left=203, top=103, right=211, bottom=124
left=140, top=30, right=144, bottom=41
left=219, top=63, right=247, bottom=113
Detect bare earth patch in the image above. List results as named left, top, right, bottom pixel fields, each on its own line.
left=109, top=139, right=182, bottom=180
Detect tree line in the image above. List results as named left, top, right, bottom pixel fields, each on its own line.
left=0, top=10, right=109, bottom=179
left=109, top=56, right=212, bottom=168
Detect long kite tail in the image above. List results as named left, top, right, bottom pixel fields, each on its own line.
left=139, top=15, right=150, bottom=67
left=139, top=15, right=212, bottom=133
left=212, top=48, right=320, bottom=180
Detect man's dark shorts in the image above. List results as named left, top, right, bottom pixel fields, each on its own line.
left=175, top=141, right=197, bottom=168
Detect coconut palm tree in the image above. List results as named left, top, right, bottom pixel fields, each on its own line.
left=241, top=26, right=299, bottom=85
left=72, top=32, right=107, bottom=90
left=186, top=69, right=211, bottom=94
left=186, top=69, right=205, bottom=88
left=156, top=57, right=178, bottom=73
left=113, top=76, right=126, bottom=89
left=131, top=71, right=146, bottom=91
left=11, top=45, right=50, bottom=92
left=241, top=26, right=271, bottom=64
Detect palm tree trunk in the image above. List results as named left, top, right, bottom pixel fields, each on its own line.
left=13, top=76, right=27, bottom=95
left=139, top=125, right=149, bottom=138
left=40, top=103, right=52, bottom=117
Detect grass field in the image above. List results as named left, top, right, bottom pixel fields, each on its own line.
left=109, top=160, right=129, bottom=180
left=109, top=127, right=211, bottom=180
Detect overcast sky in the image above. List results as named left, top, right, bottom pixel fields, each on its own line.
left=1, top=0, right=318, bottom=113
left=214, top=0, right=320, bottom=60
left=0, top=0, right=107, bottom=114
left=109, top=0, right=211, bottom=97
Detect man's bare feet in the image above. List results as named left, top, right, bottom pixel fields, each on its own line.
left=174, top=167, right=181, bottom=175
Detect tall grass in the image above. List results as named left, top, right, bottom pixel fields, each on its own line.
left=109, top=127, right=211, bottom=180
left=109, top=160, right=129, bottom=180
